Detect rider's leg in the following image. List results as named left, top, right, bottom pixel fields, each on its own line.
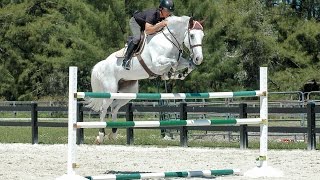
left=122, top=40, right=137, bottom=70
left=122, top=17, right=141, bottom=70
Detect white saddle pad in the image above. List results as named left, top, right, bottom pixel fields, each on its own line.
left=115, top=48, right=126, bottom=58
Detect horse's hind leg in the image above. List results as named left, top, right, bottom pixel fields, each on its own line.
left=108, top=80, right=139, bottom=140
left=93, top=75, right=118, bottom=144
left=96, top=99, right=113, bottom=144
left=108, top=99, right=131, bottom=140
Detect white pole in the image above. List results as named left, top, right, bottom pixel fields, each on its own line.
left=244, top=67, right=283, bottom=177
left=259, top=67, right=268, bottom=167
left=67, top=66, right=78, bottom=175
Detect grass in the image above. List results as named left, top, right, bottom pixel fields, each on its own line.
left=0, top=112, right=318, bottom=149
left=0, top=126, right=316, bottom=150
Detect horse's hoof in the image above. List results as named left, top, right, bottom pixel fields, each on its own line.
left=95, top=132, right=105, bottom=144
left=107, top=133, right=117, bottom=140
left=95, top=136, right=101, bottom=145
left=95, top=136, right=102, bottom=145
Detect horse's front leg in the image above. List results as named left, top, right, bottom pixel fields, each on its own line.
left=179, top=61, right=196, bottom=79
left=154, top=57, right=178, bottom=72
left=171, top=72, right=186, bottom=80
left=162, top=59, right=196, bottom=80
left=175, top=57, right=190, bottom=71
left=161, top=70, right=174, bottom=80
left=176, top=60, right=196, bottom=79
left=156, top=56, right=196, bottom=80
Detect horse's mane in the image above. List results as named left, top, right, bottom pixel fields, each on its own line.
left=166, top=16, right=190, bottom=30
left=147, top=16, right=191, bottom=42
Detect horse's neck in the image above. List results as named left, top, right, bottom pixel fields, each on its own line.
left=163, top=16, right=189, bottom=43
left=141, top=16, right=190, bottom=59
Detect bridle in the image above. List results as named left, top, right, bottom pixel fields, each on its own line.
left=162, top=20, right=203, bottom=62
left=187, top=21, right=203, bottom=61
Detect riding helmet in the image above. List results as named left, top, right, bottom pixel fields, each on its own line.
left=159, top=0, right=174, bottom=12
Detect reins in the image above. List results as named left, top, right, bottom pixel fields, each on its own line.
left=162, top=27, right=183, bottom=62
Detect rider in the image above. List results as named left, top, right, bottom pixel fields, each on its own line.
left=122, top=0, right=174, bottom=70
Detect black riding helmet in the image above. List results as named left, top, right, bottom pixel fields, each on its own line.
left=159, top=0, right=174, bottom=12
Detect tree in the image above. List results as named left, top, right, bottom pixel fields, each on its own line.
left=1, top=0, right=320, bottom=100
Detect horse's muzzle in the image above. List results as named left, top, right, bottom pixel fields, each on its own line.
left=193, top=56, right=203, bottom=65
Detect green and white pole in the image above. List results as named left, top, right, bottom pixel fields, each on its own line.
left=75, top=118, right=262, bottom=129
left=85, top=169, right=240, bottom=180
left=76, top=91, right=264, bottom=100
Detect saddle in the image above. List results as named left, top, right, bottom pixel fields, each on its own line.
left=115, top=33, right=146, bottom=58
left=115, top=32, right=158, bottom=78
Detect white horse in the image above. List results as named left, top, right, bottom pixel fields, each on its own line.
left=87, top=15, right=204, bottom=143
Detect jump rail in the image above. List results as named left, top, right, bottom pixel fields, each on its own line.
left=76, top=91, right=265, bottom=99
left=85, top=169, right=240, bottom=180
left=62, top=66, right=283, bottom=179
left=75, top=118, right=263, bottom=128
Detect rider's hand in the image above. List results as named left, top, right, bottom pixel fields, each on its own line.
left=154, top=20, right=168, bottom=33
left=160, top=20, right=168, bottom=27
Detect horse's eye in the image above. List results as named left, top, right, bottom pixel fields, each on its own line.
left=190, top=34, right=194, bottom=39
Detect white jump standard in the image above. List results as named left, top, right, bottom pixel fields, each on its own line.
left=61, top=66, right=283, bottom=179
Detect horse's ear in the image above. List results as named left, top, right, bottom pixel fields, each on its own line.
left=189, top=17, right=194, bottom=29
left=199, top=16, right=208, bottom=27
left=199, top=20, right=205, bottom=27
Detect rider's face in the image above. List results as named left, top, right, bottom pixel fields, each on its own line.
left=161, top=8, right=172, bottom=17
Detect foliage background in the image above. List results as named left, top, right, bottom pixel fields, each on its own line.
left=0, top=0, right=319, bottom=101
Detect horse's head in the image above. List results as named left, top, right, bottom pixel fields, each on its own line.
left=184, top=17, right=204, bottom=65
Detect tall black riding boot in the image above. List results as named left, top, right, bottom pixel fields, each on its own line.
left=122, top=42, right=136, bottom=70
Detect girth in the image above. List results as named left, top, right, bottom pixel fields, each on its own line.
left=136, top=54, right=158, bottom=78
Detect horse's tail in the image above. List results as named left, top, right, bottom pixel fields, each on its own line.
left=86, top=65, right=103, bottom=112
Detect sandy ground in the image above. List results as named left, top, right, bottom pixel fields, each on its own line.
left=0, top=143, right=319, bottom=180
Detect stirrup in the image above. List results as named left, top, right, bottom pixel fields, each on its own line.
left=122, top=60, right=131, bottom=70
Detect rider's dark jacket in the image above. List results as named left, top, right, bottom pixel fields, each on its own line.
left=133, top=9, right=165, bottom=31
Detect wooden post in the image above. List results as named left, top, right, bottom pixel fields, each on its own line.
left=126, top=103, right=134, bottom=145
left=76, top=102, right=84, bottom=145
left=239, top=103, right=248, bottom=149
left=307, top=102, right=316, bottom=150
left=31, top=102, right=38, bottom=144
left=179, top=103, right=188, bottom=147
